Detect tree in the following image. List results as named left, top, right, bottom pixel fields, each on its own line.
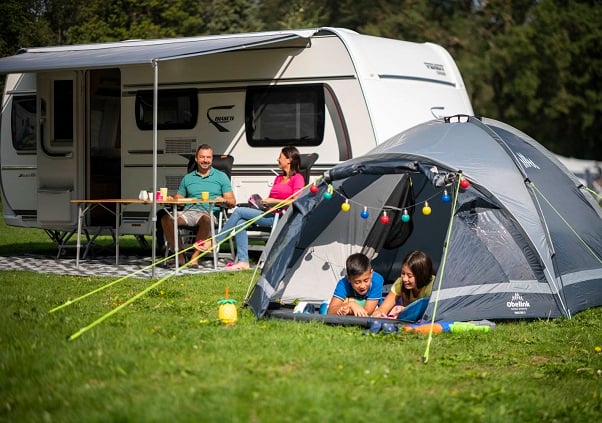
left=66, top=0, right=207, bottom=43
left=487, top=0, right=602, bottom=158
left=0, top=0, right=54, bottom=57
left=203, top=0, right=263, bottom=34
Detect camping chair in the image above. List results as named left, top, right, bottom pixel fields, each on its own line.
left=246, top=153, right=319, bottom=254
left=165, top=154, right=235, bottom=268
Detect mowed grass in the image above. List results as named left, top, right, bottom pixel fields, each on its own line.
left=0, top=201, right=601, bottom=422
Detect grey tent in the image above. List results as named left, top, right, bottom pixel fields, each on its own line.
left=247, top=116, right=602, bottom=322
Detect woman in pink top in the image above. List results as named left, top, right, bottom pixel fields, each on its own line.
left=196, top=146, right=304, bottom=270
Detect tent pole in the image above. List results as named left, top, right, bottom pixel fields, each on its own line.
left=151, top=59, right=158, bottom=278
left=422, top=176, right=462, bottom=364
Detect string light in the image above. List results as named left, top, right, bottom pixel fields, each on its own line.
left=325, top=174, right=463, bottom=223
left=310, top=183, right=319, bottom=194
left=341, top=199, right=350, bottom=212
left=380, top=211, right=390, bottom=224
left=401, top=209, right=410, bottom=222
left=441, top=190, right=451, bottom=202
left=360, top=206, right=369, bottom=219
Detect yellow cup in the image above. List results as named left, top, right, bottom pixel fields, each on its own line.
left=159, top=187, right=168, bottom=200
left=201, top=191, right=210, bottom=201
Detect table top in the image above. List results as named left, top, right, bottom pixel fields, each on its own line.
left=71, top=198, right=216, bottom=204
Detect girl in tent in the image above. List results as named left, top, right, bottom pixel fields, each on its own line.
left=373, top=250, right=435, bottom=319
left=327, top=253, right=384, bottom=317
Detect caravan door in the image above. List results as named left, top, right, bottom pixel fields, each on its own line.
left=36, top=71, right=84, bottom=228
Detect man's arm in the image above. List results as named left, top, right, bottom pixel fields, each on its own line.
left=214, top=191, right=236, bottom=208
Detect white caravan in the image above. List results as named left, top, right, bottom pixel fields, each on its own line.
left=0, top=27, right=473, bottom=242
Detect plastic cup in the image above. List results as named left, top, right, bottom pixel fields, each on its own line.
left=160, top=187, right=168, bottom=200
left=201, top=191, right=210, bottom=201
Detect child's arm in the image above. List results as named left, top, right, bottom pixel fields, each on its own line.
left=371, top=291, right=398, bottom=317
left=363, top=299, right=380, bottom=316
left=327, top=297, right=348, bottom=315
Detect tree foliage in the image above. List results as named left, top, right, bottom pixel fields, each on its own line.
left=0, top=0, right=600, bottom=159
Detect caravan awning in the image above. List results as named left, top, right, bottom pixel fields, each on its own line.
left=0, top=31, right=312, bottom=74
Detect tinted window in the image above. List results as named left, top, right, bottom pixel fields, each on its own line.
left=135, top=89, right=198, bottom=130
left=53, top=80, right=73, bottom=144
left=11, top=95, right=36, bottom=151
left=245, top=85, right=325, bottom=147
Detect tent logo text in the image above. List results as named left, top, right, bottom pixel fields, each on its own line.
left=207, top=105, right=235, bottom=132
left=507, top=292, right=530, bottom=315
left=516, top=153, right=541, bottom=170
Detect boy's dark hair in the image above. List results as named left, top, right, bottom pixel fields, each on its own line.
left=345, top=253, right=371, bottom=277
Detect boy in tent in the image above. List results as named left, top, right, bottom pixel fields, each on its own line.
left=327, top=253, right=384, bottom=317
left=373, top=250, right=435, bottom=319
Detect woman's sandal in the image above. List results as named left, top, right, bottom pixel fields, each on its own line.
left=224, top=262, right=250, bottom=271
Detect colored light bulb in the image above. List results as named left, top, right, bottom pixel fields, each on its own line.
left=360, top=207, right=369, bottom=219
left=341, top=200, right=350, bottom=212
left=380, top=211, right=390, bottom=224
left=422, top=201, right=432, bottom=216
left=310, top=184, right=319, bottom=194
left=460, top=178, right=470, bottom=189
left=401, top=209, right=410, bottom=222
left=441, top=190, right=451, bottom=202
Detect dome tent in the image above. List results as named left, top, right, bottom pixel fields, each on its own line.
left=247, top=116, right=602, bottom=322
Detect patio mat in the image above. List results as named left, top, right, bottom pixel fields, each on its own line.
left=0, top=253, right=229, bottom=278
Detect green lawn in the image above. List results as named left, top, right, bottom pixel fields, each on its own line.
left=0, top=200, right=601, bottom=422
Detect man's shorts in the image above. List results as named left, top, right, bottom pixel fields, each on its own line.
left=177, top=209, right=211, bottom=227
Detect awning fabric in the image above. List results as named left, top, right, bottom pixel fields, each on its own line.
left=0, top=31, right=310, bottom=74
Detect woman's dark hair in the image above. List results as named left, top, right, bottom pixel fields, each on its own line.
left=345, top=253, right=371, bottom=278
left=281, top=146, right=300, bottom=176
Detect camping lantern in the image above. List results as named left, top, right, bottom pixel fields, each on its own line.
left=360, top=207, right=369, bottom=219
left=218, top=288, right=237, bottom=325
left=422, top=201, right=432, bottom=216
left=401, top=209, right=410, bottom=222
left=341, top=199, right=350, bottom=212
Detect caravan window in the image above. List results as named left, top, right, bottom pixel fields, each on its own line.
left=135, top=89, right=198, bottom=130
left=245, top=85, right=325, bottom=147
left=11, top=95, right=36, bottom=152
left=53, top=80, right=74, bottom=145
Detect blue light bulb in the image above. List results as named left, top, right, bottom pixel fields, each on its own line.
left=442, top=190, right=451, bottom=203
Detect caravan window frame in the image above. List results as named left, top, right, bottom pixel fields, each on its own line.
left=11, top=94, right=37, bottom=152
left=135, top=88, right=198, bottom=131
left=245, top=84, right=325, bottom=147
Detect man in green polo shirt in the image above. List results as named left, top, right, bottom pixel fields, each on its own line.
left=161, top=144, right=236, bottom=266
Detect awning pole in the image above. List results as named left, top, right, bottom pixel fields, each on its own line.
left=151, top=59, right=158, bottom=278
